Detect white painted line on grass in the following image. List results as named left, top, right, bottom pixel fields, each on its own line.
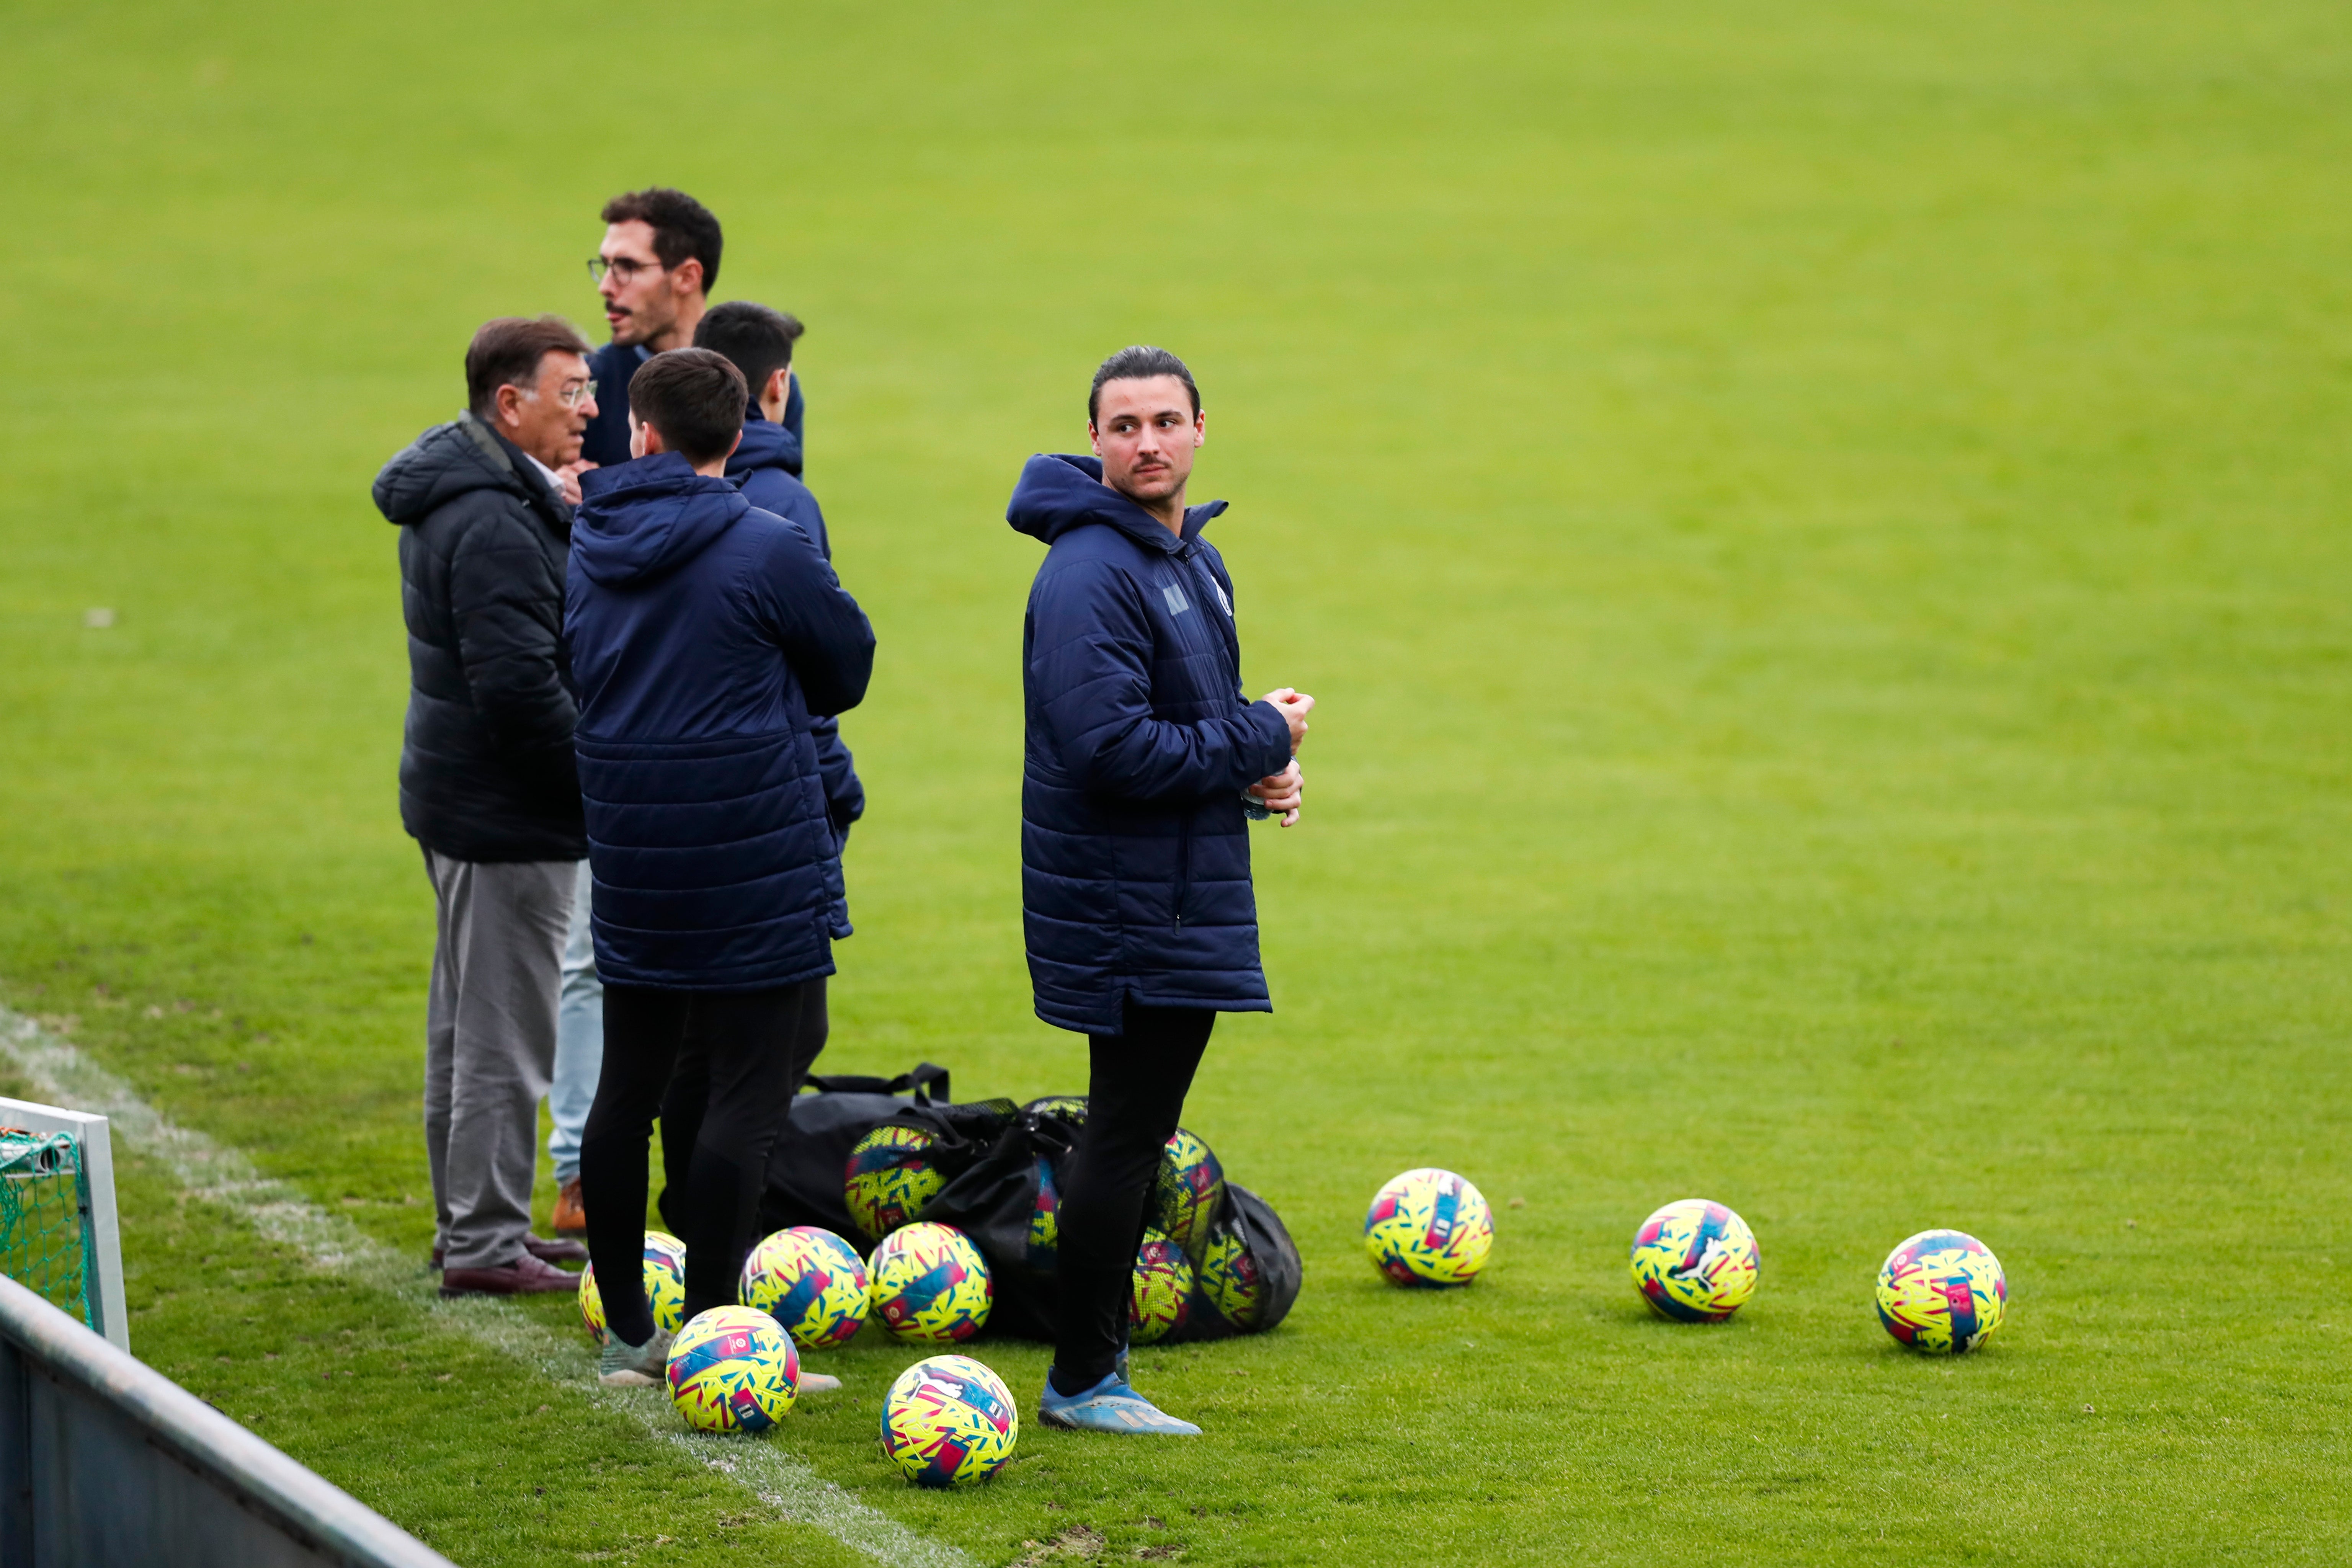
left=0, top=1008, right=973, bottom=1568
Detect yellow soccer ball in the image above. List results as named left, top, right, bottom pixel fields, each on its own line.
left=843, top=1124, right=944, bottom=1240
left=666, top=1305, right=799, bottom=1433
left=1129, top=1227, right=1193, bottom=1345
left=579, top=1230, right=688, bottom=1341
left=1197, top=1224, right=1265, bottom=1330
left=1364, top=1168, right=1493, bottom=1287
left=1151, top=1128, right=1225, bottom=1260
left=1876, top=1229, right=2006, bottom=1354
left=1630, top=1199, right=1760, bottom=1322
left=868, top=1222, right=992, bottom=1343
left=740, top=1226, right=870, bottom=1350
left=880, top=1354, right=1019, bottom=1487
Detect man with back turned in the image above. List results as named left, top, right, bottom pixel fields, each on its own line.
left=1006, top=346, right=1313, bottom=1434
left=565, top=348, right=874, bottom=1386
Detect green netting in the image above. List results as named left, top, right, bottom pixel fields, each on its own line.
left=0, top=1125, right=96, bottom=1329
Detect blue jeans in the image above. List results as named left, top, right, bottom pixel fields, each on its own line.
left=548, top=859, right=603, bottom=1187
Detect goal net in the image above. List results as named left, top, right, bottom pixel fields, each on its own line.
left=0, top=1098, right=128, bottom=1350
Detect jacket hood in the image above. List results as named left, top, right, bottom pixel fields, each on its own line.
left=573, top=452, right=751, bottom=587
left=374, top=413, right=543, bottom=526
left=725, top=408, right=804, bottom=482
left=1005, top=453, right=1226, bottom=551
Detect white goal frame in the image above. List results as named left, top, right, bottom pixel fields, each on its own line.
left=0, top=1096, right=128, bottom=1351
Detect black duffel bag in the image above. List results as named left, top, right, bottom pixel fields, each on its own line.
left=757, top=1063, right=956, bottom=1239
left=911, top=1098, right=1084, bottom=1341
left=913, top=1099, right=1302, bottom=1345
left=1169, top=1181, right=1303, bottom=1341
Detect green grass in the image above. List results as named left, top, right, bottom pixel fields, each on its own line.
left=6, top=0, right=2352, bottom=1561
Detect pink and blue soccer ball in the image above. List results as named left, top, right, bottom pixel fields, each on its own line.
left=740, top=1226, right=870, bottom=1350
left=1026, top=1155, right=1060, bottom=1272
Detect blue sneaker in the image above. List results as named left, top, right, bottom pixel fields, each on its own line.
left=1038, top=1369, right=1201, bottom=1436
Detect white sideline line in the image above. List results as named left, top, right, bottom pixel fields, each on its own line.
left=0, top=1008, right=974, bottom=1568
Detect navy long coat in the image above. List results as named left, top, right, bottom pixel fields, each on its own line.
left=726, top=410, right=865, bottom=880
left=1008, top=454, right=1295, bottom=1034
left=567, top=452, right=874, bottom=991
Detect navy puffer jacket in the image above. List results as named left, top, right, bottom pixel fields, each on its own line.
left=1008, top=454, right=1295, bottom=1034
left=727, top=410, right=864, bottom=867
left=567, top=452, right=875, bottom=991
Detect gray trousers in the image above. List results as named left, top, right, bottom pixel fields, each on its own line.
left=421, top=848, right=573, bottom=1270
left=548, top=859, right=603, bottom=1187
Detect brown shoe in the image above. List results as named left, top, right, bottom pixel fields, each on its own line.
left=434, top=1234, right=583, bottom=1270
left=524, top=1232, right=587, bottom=1266
left=550, top=1178, right=587, bottom=1238
left=439, top=1252, right=578, bottom=1297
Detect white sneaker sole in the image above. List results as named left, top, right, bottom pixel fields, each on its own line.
left=1037, top=1405, right=1200, bottom=1435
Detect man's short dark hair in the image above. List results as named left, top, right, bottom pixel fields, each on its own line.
left=1088, top=345, right=1200, bottom=422
left=693, top=302, right=805, bottom=404
left=601, top=187, right=724, bottom=292
left=629, top=349, right=747, bottom=465
left=465, top=315, right=591, bottom=420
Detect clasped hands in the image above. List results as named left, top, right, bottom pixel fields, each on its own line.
left=1249, top=688, right=1315, bottom=827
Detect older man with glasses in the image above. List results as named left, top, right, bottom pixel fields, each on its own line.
left=372, top=315, right=601, bottom=1296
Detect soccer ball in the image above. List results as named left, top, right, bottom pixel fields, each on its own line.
left=1876, top=1229, right=2006, bottom=1353
left=1153, top=1128, right=1225, bottom=1260
left=844, top=1124, right=944, bottom=1239
left=579, top=1230, right=688, bottom=1341
left=666, top=1305, right=799, bottom=1433
left=1130, top=1227, right=1193, bottom=1344
left=1196, top=1222, right=1265, bottom=1330
left=1026, top=1154, right=1061, bottom=1271
left=1630, top=1199, right=1759, bottom=1322
left=868, top=1222, right=992, bottom=1343
left=880, top=1354, right=1019, bottom=1487
left=740, top=1226, right=870, bottom=1350
left=1364, top=1168, right=1493, bottom=1287
left=1023, top=1094, right=1088, bottom=1128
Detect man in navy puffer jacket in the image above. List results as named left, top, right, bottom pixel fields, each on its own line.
left=565, top=349, right=875, bottom=1385
left=1010, top=346, right=1314, bottom=1435
left=695, top=302, right=864, bottom=908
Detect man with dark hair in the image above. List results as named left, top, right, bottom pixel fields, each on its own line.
left=371, top=315, right=601, bottom=1297
left=567, top=348, right=876, bottom=1386
left=550, top=198, right=813, bottom=1239
left=1007, top=345, right=1312, bottom=1434
left=694, top=302, right=862, bottom=1027
left=578, top=188, right=802, bottom=472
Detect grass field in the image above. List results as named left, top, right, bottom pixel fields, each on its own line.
left=7, top=1, right=2352, bottom=1562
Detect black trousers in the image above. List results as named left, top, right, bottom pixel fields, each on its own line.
left=580, top=978, right=825, bottom=1347
left=655, top=977, right=827, bottom=1235
left=1050, top=1000, right=1215, bottom=1395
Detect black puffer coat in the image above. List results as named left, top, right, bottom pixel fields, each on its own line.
left=373, top=414, right=586, bottom=863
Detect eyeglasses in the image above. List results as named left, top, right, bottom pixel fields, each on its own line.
left=518, top=379, right=598, bottom=408
left=587, top=255, right=662, bottom=283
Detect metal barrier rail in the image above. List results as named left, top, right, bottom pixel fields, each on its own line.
left=0, top=1272, right=453, bottom=1567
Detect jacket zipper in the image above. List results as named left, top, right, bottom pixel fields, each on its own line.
left=1174, top=544, right=1241, bottom=691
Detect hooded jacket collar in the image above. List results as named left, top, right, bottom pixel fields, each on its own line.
left=725, top=407, right=804, bottom=484
left=373, top=412, right=569, bottom=532
left=572, top=451, right=751, bottom=588
left=1005, top=453, right=1226, bottom=554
